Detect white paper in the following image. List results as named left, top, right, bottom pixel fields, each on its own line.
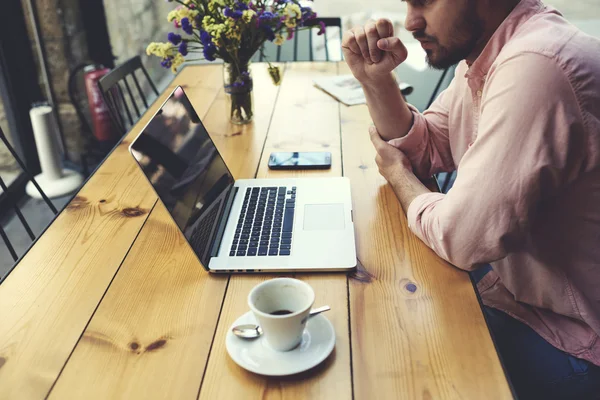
left=313, top=74, right=413, bottom=106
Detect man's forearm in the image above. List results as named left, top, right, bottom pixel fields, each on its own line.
left=362, top=73, right=414, bottom=141
left=388, top=167, right=431, bottom=214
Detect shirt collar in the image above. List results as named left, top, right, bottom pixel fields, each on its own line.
left=465, top=0, right=545, bottom=81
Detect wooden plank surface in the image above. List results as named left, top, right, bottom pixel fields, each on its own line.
left=47, top=63, right=283, bottom=399
left=0, top=61, right=513, bottom=400
left=0, top=64, right=222, bottom=400
left=199, top=62, right=352, bottom=400
left=338, top=63, right=512, bottom=399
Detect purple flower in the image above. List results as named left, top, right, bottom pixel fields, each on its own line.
left=203, top=44, right=217, bottom=61
left=200, top=30, right=212, bottom=47
left=168, top=32, right=182, bottom=45
left=224, top=6, right=243, bottom=19
left=317, top=21, right=326, bottom=35
left=234, top=1, right=248, bottom=11
left=178, top=41, right=188, bottom=56
left=258, top=11, right=276, bottom=23
left=161, top=57, right=173, bottom=68
left=301, top=7, right=316, bottom=22
left=262, top=25, right=275, bottom=41
left=181, top=17, right=193, bottom=35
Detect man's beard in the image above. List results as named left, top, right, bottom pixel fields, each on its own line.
left=415, top=9, right=485, bottom=70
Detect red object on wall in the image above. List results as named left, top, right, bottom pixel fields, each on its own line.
left=83, top=65, right=117, bottom=143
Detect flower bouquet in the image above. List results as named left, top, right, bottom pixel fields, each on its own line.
left=147, top=0, right=325, bottom=124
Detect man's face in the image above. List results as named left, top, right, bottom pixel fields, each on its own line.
left=404, top=0, right=485, bottom=69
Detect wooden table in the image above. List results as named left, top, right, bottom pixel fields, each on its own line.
left=0, top=62, right=512, bottom=399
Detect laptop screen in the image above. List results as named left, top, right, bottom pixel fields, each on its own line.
left=130, top=87, right=235, bottom=266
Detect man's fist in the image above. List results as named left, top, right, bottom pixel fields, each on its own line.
left=342, top=18, right=408, bottom=85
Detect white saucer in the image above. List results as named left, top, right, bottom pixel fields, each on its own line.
left=226, top=311, right=335, bottom=376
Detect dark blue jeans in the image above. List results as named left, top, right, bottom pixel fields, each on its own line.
left=471, top=265, right=600, bottom=400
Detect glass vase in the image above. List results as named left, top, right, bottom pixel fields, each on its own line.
left=223, top=61, right=254, bottom=125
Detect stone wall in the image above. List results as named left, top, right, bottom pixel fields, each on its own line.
left=103, top=0, right=177, bottom=91
left=2, top=0, right=178, bottom=176
left=20, top=0, right=89, bottom=161
left=0, top=102, right=19, bottom=183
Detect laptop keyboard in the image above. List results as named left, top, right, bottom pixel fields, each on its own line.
left=229, top=186, right=296, bottom=257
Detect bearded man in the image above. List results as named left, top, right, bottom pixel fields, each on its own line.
left=342, top=0, right=600, bottom=398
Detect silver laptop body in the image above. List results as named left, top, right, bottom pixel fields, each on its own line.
left=129, top=86, right=356, bottom=273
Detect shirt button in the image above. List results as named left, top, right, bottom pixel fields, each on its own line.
left=476, top=90, right=482, bottom=97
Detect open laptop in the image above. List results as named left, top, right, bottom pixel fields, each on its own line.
left=129, top=86, right=356, bottom=273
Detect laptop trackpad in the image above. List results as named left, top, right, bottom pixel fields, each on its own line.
left=303, top=204, right=345, bottom=231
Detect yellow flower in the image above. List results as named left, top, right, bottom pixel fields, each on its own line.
left=208, top=0, right=225, bottom=12
left=242, top=9, right=256, bottom=23
left=146, top=42, right=174, bottom=58
left=168, top=6, right=199, bottom=24
left=146, top=42, right=159, bottom=56
left=274, top=34, right=285, bottom=46
left=282, top=3, right=301, bottom=29
left=268, top=65, right=282, bottom=86
left=285, top=19, right=296, bottom=29
left=224, top=19, right=241, bottom=41
left=284, top=3, right=301, bottom=18
left=177, top=7, right=199, bottom=22
left=167, top=9, right=179, bottom=22
left=171, top=53, right=185, bottom=73
left=205, top=21, right=228, bottom=46
left=203, top=16, right=216, bottom=26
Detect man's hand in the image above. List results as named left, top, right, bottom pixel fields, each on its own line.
left=369, top=126, right=412, bottom=181
left=342, top=19, right=408, bottom=86
left=369, top=126, right=430, bottom=214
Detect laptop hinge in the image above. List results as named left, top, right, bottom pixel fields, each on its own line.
left=209, top=184, right=238, bottom=259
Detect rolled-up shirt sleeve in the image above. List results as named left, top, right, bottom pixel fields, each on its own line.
left=405, top=53, right=586, bottom=270
left=388, top=71, right=458, bottom=179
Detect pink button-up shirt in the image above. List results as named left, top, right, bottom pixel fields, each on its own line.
left=390, top=0, right=600, bottom=364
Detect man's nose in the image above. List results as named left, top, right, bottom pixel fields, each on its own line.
left=404, top=7, right=426, bottom=33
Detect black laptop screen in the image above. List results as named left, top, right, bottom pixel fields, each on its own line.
left=130, top=87, right=234, bottom=265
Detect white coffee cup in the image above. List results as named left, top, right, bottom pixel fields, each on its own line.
left=248, top=278, right=315, bottom=351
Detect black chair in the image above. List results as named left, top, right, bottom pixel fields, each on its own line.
left=0, top=126, right=57, bottom=265
left=97, top=56, right=159, bottom=135
left=254, top=17, right=343, bottom=63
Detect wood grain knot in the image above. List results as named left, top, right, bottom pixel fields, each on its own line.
left=0, top=357, right=6, bottom=369
left=349, top=259, right=375, bottom=283
left=66, top=196, right=88, bottom=210
left=129, top=342, right=140, bottom=351
left=358, top=165, right=368, bottom=170
left=400, top=279, right=419, bottom=295
left=121, top=207, right=146, bottom=217
left=146, top=339, right=167, bottom=352
left=99, top=199, right=106, bottom=203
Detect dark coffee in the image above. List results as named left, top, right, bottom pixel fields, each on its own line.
left=270, top=309, right=293, bottom=316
